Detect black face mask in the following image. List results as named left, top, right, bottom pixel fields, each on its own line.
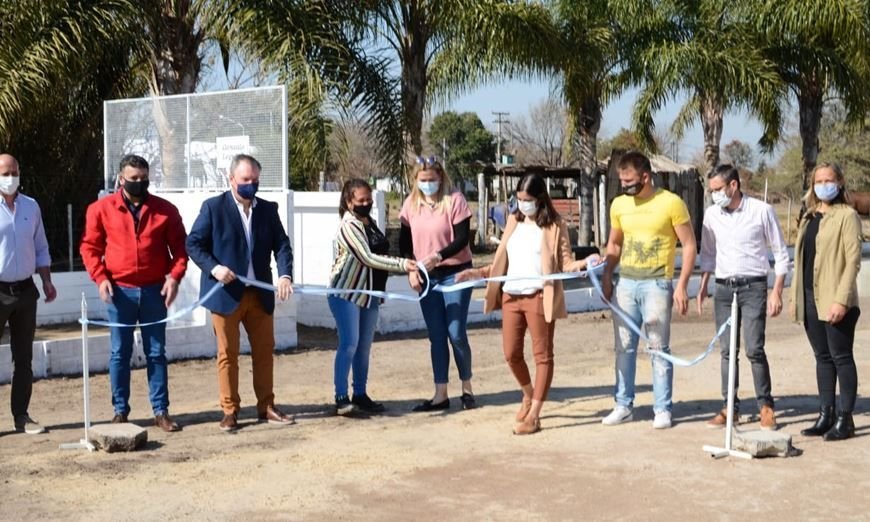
left=622, top=181, right=642, bottom=196
left=123, top=178, right=149, bottom=198
left=353, top=204, right=373, bottom=218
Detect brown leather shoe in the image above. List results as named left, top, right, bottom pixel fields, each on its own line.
left=258, top=405, right=295, bottom=425
left=219, top=413, right=238, bottom=432
left=111, top=414, right=128, bottom=424
left=154, top=414, right=181, bottom=432
left=706, top=408, right=738, bottom=429
left=760, top=405, right=777, bottom=431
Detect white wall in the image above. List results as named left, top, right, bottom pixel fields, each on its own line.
left=292, top=191, right=386, bottom=285
left=0, top=189, right=297, bottom=383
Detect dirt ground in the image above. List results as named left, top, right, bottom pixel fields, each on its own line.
left=1, top=297, right=869, bottom=521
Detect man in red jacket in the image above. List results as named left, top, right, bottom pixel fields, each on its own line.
left=81, top=154, right=188, bottom=432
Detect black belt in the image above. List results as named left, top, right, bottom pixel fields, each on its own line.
left=0, top=278, right=34, bottom=296
left=715, top=276, right=767, bottom=287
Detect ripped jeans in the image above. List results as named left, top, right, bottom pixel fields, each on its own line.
left=611, top=278, right=674, bottom=413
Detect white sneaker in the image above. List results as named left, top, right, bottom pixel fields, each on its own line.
left=602, top=405, right=633, bottom=425
left=14, top=415, right=46, bottom=435
left=653, top=411, right=672, bottom=429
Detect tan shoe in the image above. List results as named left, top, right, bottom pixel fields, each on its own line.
left=760, top=405, right=777, bottom=431
left=258, top=405, right=295, bottom=425
left=706, top=408, right=739, bottom=429
left=513, top=417, right=540, bottom=436
left=515, top=398, right=532, bottom=422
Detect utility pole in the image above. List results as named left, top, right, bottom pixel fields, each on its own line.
left=493, top=111, right=509, bottom=164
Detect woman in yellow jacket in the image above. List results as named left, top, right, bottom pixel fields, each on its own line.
left=792, top=162, right=863, bottom=441
left=456, top=173, right=598, bottom=435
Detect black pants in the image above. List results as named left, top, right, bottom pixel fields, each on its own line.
left=804, top=290, right=860, bottom=412
left=0, top=278, right=39, bottom=418
left=714, top=281, right=773, bottom=410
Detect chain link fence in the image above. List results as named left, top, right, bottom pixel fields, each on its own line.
left=104, top=86, right=287, bottom=191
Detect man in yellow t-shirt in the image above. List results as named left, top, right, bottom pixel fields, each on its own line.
left=600, top=151, right=696, bottom=429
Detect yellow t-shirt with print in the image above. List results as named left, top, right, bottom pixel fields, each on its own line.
left=610, top=188, right=691, bottom=279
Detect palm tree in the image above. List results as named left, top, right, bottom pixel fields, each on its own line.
left=354, top=0, right=557, bottom=160
left=627, top=0, right=785, bottom=179
left=550, top=0, right=628, bottom=246
left=747, top=0, right=870, bottom=190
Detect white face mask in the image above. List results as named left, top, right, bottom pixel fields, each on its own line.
left=711, top=189, right=731, bottom=208
left=518, top=200, right=538, bottom=217
left=0, top=176, right=20, bottom=195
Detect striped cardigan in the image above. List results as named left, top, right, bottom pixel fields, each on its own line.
left=329, top=213, right=409, bottom=308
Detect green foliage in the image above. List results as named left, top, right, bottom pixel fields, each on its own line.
left=775, top=103, right=870, bottom=194
left=597, top=128, right=644, bottom=159
left=428, top=111, right=495, bottom=183
left=722, top=140, right=756, bottom=170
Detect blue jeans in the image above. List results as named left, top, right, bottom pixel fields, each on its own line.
left=107, top=284, right=169, bottom=416
left=612, top=278, right=674, bottom=413
left=419, top=271, right=473, bottom=384
left=329, top=295, right=380, bottom=398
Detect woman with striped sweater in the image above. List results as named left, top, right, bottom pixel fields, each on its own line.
left=329, top=179, right=417, bottom=415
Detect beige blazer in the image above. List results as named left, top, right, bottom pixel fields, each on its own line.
left=791, top=203, right=862, bottom=322
left=482, top=214, right=582, bottom=322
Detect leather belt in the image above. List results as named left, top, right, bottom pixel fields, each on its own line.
left=0, top=278, right=34, bottom=296
left=714, top=276, right=767, bottom=287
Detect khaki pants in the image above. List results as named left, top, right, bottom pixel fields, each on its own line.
left=501, top=292, right=555, bottom=401
left=211, top=288, right=276, bottom=415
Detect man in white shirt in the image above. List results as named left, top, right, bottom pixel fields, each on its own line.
left=697, top=164, right=790, bottom=431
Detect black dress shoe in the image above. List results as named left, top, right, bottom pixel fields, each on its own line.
left=801, top=406, right=835, bottom=436
left=460, top=393, right=477, bottom=410
left=412, top=398, right=450, bottom=412
left=823, top=412, right=855, bottom=441
left=111, top=413, right=128, bottom=424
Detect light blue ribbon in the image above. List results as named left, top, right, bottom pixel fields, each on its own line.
left=79, top=266, right=434, bottom=327
left=78, top=283, right=225, bottom=328
left=586, top=262, right=730, bottom=367
left=433, top=270, right=590, bottom=292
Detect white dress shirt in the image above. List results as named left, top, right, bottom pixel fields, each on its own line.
left=699, top=194, right=790, bottom=279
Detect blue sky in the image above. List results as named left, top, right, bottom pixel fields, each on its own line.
left=436, top=77, right=768, bottom=165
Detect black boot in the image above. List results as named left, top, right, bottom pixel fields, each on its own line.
left=823, top=412, right=855, bottom=441
left=800, top=406, right=835, bottom=436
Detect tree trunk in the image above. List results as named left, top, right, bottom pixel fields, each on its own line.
left=699, top=95, right=724, bottom=178
left=145, top=1, right=204, bottom=188
left=577, top=96, right=601, bottom=246
left=400, top=5, right=428, bottom=157
left=798, top=75, right=823, bottom=192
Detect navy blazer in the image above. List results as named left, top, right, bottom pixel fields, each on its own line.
left=186, top=191, right=293, bottom=315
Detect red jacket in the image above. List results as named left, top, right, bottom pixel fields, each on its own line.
left=81, top=191, right=188, bottom=287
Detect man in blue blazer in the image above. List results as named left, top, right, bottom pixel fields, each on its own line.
left=186, top=154, right=295, bottom=431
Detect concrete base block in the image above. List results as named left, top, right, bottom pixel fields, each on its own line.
left=87, top=423, right=148, bottom=453
left=733, top=429, right=794, bottom=458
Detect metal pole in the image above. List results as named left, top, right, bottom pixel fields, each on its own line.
left=67, top=204, right=73, bottom=272
left=764, top=177, right=769, bottom=203
left=60, top=293, right=96, bottom=451
left=702, top=292, right=751, bottom=459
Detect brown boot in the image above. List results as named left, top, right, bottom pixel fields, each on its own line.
left=760, top=405, right=777, bottom=431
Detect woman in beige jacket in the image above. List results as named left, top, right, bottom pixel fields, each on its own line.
left=792, top=162, right=863, bottom=441
left=456, top=173, right=598, bottom=435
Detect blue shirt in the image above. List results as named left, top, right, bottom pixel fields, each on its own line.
left=0, top=193, right=51, bottom=282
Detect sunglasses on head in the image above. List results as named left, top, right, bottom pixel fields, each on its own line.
left=415, top=155, right=439, bottom=167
